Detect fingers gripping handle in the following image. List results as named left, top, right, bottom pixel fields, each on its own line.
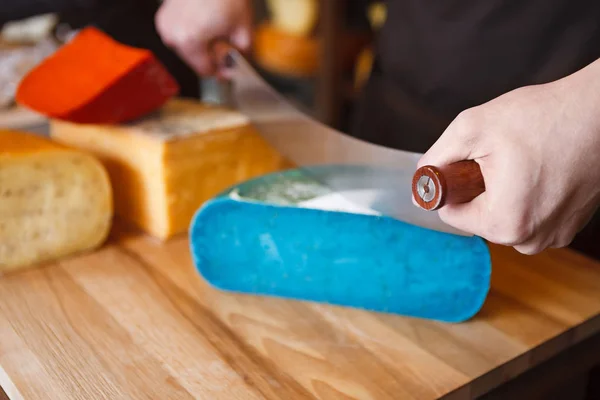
left=209, top=41, right=238, bottom=106
left=211, top=41, right=236, bottom=70
left=412, top=160, right=485, bottom=211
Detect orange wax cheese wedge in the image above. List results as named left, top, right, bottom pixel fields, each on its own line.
left=16, top=26, right=179, bottom=124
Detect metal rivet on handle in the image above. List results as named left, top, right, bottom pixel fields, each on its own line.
left=416, top=175, right=436, bottom=203
left=223, top=52, right=235, bottom=68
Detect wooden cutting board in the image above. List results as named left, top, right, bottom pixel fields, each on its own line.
left=0, top=220, right=599, bottom=400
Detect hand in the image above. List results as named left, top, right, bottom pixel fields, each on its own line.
left=416, top=61, right=600, bottom=255
left=155, top=0, right=252, bottom=77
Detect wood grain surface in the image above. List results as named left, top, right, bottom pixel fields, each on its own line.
left=0, top=220, right=599, bottom=400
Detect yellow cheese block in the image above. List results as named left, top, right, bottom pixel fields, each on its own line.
left=0, top=130, right=113, bottom=272
left=50, top=98, right=292, bottom=240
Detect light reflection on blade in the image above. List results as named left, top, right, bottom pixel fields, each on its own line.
left=226, top=50, right=470, bottom=236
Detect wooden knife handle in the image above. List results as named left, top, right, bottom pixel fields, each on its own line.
left=412, top=160, right=485, bottom=211
left=212, top=40, right=236, bottom=69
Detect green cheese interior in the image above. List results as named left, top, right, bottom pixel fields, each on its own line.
left=225, top=170, right=330, bottom=206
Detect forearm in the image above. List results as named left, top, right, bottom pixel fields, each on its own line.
left=559, top=56, right=600, bottom=114
left=554, top=56, right=600, bottom=155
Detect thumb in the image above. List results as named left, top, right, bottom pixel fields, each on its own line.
left=417, top=110, right=480, bottom=169
left=216, top=26, right=251, bottom=80
left=230, top=22, right=251, bottom=52
left=415, top=110, right=489, bottom=237
left=180, top=39, right=217, bottom=76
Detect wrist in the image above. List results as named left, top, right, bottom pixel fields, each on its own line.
left=554, top=58, right=600, bottom=144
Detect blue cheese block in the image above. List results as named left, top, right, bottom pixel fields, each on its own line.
left=189, top=169, right=491, bottom=322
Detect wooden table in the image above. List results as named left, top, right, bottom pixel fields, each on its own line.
left=0, top=220, right=599, bottom=400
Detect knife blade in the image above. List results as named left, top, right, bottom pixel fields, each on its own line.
left=216, top=45, right=484, bottom=236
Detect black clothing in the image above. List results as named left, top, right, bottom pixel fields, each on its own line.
left=352, top=0, right=600, bottom=153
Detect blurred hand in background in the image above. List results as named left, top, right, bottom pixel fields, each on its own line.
left=155, top=0, right=252, bottom=77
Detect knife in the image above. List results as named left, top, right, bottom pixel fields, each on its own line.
left=213, top=43, right=485, bottom=236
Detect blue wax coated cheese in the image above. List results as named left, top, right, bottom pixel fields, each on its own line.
left=188, top=169, right=492, bottom=323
